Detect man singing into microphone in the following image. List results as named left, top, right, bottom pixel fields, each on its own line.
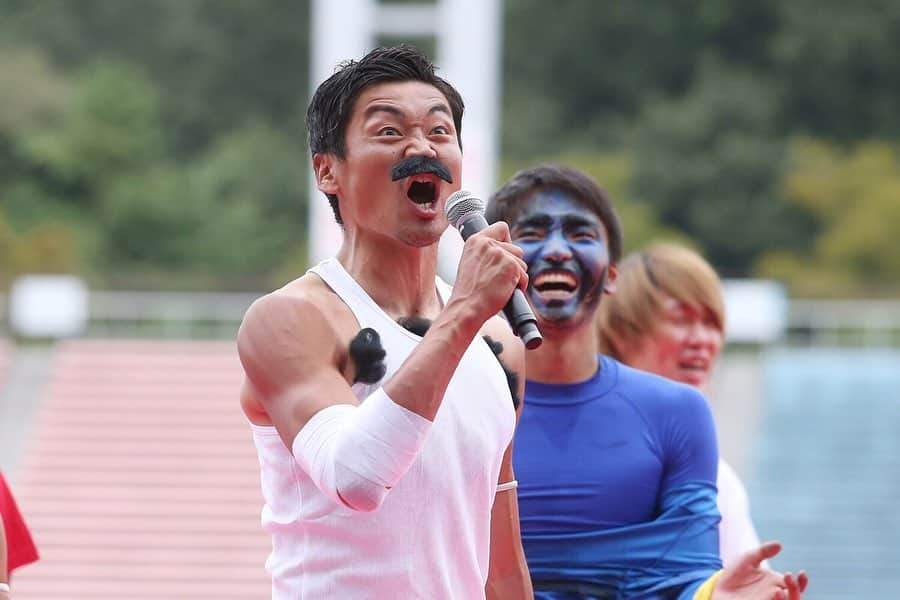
left=237, top=45, right=532, bottom=598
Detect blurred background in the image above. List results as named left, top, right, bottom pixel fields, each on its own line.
left=0, top=0, right=898, bottom=597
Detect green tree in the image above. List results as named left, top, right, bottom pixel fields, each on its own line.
left=503, top=0, right=704, bottom=155
left=771, top=0, right=900, bottom=141
left=0, top=47, right=71, bottom=137
left=630, top=62, right=816, bottom=276
left=501, top=0, right=786, bottom=158
left=23, top=61, right=162, bottom=188
left=0, top=210, right=81, bottom=282
left=187, top=123, right=307, bottom=280
left=1, top=0, right=311, bottom=157
left=100, top=124, right=306, bottom=289
left=758, top=139, right=900, bottom=296
left=0, top=47, right=73, bottom=226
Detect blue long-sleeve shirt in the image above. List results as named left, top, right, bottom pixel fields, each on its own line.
left=513, top=356, right=722, bottom=599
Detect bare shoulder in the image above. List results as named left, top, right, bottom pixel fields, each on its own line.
left=237, top=272, right=353, bottom=389
left=239, top=274, right=334, bottom=347
left=238, top=273, right=366, bottom=430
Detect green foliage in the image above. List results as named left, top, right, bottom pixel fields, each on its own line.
left=498, top=0, right=900, bottom=290
left=501, top=0, right=786, bottom=156
left=0, top=2, right=311, bottom=290
left=758, top=139, right=900, bottom=296
left=10, top=222, right=80, bottom=275
left=771, top=0, right=900, bottom=141
left=0, top=210, right=81, bottom=284
left=24, top=62, right=162, bottom=186
left=0, top=0, right=898, bottom=295
left=630, top=63, right=817, bottom=276
left=503, top=0, right=705, bottom=154
left=100, top=124, right=306, bottom=287
left=0, top=47, right=71, bottom=137
left=0, top=0, right=311, bottom=156
left=0, top=213, right=12, bottom=283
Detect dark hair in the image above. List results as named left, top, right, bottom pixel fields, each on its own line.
left=306, top=45, right=465, bottom=225
left=486, top=163, right=624, bottom=262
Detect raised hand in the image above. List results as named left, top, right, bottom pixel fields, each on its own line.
left=713, top=542, right=809, bottom=600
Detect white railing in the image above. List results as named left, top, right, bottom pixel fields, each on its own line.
left=2, top=292, right=899, bottom=343
left=786, top=299, right=900, bottom=346
left=85, top=291, right=260, bottom=339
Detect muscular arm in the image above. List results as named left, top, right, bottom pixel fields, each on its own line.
left=483, top=317, right=533, bottom=599
left=238, top=223, right=529, bottom=512
left=237, top=288, right=483, bottom=511
left=239, top=288, right=483, bottom=442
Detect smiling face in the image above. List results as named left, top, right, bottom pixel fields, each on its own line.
left=511, top=190, right=615, bottom=329
left=314, top=80, right=463, bottom=247
left=624, top=296, right=724, bottom=389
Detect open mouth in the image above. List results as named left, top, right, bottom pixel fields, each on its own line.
left=406, top=176, right=438, bottom=210
left=532, top=270, right=579, bottom=299
left=677, top=357, right=711, bottom=383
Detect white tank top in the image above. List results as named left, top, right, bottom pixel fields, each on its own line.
left=250, top=258, right=516, bottom=599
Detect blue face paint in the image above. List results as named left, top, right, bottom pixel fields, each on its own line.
left=511, top=190, right=611, bottom=325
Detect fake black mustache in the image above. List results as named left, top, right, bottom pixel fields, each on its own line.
left=390, top=156, right=454, bottom=183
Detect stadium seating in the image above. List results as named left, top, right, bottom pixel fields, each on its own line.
left=11, top=340, right=270, bottom=598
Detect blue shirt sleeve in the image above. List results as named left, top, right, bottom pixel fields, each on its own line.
left=657, top=383, right=720, bottom=508
left=652, top=383, right=723, bottom=599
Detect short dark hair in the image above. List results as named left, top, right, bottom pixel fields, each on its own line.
left=486, top=163, right=623, bottom=263
left=306, top=45, right=465, bottom=225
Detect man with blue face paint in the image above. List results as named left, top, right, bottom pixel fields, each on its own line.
left=507, top=190, right=612, bottom=326
left=486, top=164, right=808, bottom=600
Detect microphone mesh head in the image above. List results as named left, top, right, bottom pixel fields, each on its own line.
left=445, top=190, right=485, bottom=228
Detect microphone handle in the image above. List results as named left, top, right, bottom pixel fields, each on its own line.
left=458, top=215, right=543, bottom=350
left=504, top=290, right=543, bottom=350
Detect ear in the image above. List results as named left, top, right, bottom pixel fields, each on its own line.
left=313, top=153, right=339, bottom=195
left=603, top=263, right=618, bottom=294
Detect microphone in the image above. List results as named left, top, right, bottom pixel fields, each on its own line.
left=445, top=190, right=543, bottom=350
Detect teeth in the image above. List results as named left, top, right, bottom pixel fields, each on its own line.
left=535, top=272, right=578, bottom=287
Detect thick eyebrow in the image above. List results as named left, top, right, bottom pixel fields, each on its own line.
left=513, top=214, right=553, bottom=229
left=427, top=103, right=452, bottom=118
left=363, top=103, right=404, bottom=120
left=561, top=215, right=601, bottom=230
left=362, top=102, right=452, bottom=121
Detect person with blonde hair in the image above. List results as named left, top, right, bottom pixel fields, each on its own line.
left=597, top=242, right=762, bottom=566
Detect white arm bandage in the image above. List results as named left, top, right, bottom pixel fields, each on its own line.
left=292, top=387, right=432, bottom=512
